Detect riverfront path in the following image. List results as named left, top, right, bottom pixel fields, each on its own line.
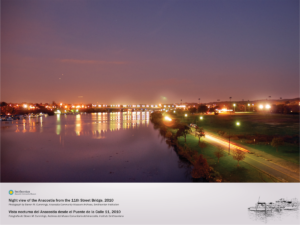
left=190, top=129, right=300, bottom=182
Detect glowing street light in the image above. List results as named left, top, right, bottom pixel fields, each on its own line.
left=233, top=103, right=236, bottom=112
left=265, top=104, right=271, bottom=109
left=200, top=116, right=203, bottom=120
left=23, top=104, right=28, bottom=108
left=185, top=114, right=187, bottom=117
left=236, top=122, right=240, bottom=126
left=259, top=105, right=264, bottom=109
left=164, top=116, right=172, bottom=121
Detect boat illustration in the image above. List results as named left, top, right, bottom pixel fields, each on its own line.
left=249, top=197, right=299, bottom=212
left=248, top=201, right=273, bottom=212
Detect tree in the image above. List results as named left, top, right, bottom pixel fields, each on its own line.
left=176, top=125, right=191, bottom=142
left=150, top=112, right=163, bottom=126
left=232, top=150, right=246, bottom=167
left=191, top=154, right=210, bottom=179
left=198, top=104, right=208, bottom=113
left=52, top=101, right=58, bottom=107
left=271, top=137, right=284, bottom=152
left=209, top=106, right=218, bottom=113
left=214, top=147, right=225, bottom=163
left=195, top=127, right=205, bottom=143
left=165, top=131, right=173, bottom=139
left=159, top=126, right=167, bottom=137
left=189, top=107, right=197, bottom=114
left=0, top=102, right=8, bottom=107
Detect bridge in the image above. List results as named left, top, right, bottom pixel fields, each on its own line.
left=90, top=104, right=178, bottom=112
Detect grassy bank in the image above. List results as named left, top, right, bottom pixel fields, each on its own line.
left=170, top=112, right=299, bottom=165
left=169, top=128, right=276, bottom=182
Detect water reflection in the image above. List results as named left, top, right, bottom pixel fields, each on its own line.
left=2, top=112, right=190, bottom=182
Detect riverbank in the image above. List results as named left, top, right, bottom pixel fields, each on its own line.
left=170, top=129, right=277, bottom=182
left=155, top=111, right=300, bottom=182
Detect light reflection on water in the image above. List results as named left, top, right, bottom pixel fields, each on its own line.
left=1, top=112, right=192, bottom=182
left=248, top=209, right=300, bottom=224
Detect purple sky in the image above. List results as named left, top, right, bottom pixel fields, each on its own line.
left=1, top=0, right=299, bottom=105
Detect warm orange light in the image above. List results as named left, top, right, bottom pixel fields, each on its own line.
left=206, top=135, right=249, bottom=153
left=164, top=116, right=172, bottom=121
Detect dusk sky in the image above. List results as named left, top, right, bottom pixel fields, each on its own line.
left=1, top=0, right=299, bottom=105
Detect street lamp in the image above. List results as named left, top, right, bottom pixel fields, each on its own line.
left=233, top=103, right=236, bottom=112
left=228, top=121, right=241, bottom=155
left=229, top=97, right=232, bottom=114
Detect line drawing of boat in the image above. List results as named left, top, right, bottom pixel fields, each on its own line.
left=248, top=197, right=273, bottom=212
left=284, top=198, right=299, bottom=210
left=249, top=197, right=299, bottom=213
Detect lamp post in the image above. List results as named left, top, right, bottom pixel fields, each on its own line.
left=229, top=97, right=232, bottom=114
left=233, top=103, right=236, bottom=112
left=228, top=127, right=231, bottom=155
left=228, top=121, right=240, bottom=155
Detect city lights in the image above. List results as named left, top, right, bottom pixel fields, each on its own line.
left=259, top=105, right=264, bottom=109
left=266, top=104, right=271, bottom=109
left=236, top=122, right=240, bottom=126
left=200, top=116, right=203, bottom=120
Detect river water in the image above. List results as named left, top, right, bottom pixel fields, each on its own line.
left=1, top=112, right=192, bottom=182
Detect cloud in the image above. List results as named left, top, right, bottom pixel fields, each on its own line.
left=59, top=59, right=127, bottom=65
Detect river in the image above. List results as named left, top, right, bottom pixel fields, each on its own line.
left=1, top=112, right=192, bottom=182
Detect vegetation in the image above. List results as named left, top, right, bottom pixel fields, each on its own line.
left=173, top=112, right=299, bottom=164
left=195, top=127, right=205, bottom=143
left=232, top=150, right=246, bottom=167
left=191, top=154, right=210, bottom=179
left=198, top=104, right=208, bottom=113
left=150, top=111, right=291, bottom=182
left=214, top=147, right=225, bottom=163
left=176, top=125, right=191, bottom=142
left=271, top=137, right=284, bottom=152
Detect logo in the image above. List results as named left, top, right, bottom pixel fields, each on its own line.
left=9, top=190, right=14, bottom=195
